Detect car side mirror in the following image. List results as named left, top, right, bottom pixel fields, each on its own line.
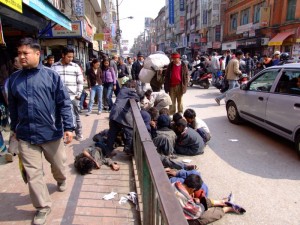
left=240, top=84, right=248, bottom=90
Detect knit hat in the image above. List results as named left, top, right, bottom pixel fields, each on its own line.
left=171, top=52, right=181, bottom=59
left=157, top=114, right=171, bottom=128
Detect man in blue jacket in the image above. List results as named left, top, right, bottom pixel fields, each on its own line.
left=8, top=37, right=75, bottom=225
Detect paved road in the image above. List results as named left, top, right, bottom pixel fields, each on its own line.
left=180, top=85, right=300, bottom=225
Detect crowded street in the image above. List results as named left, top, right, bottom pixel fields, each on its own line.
left=1, top=0, right=300, bottom=225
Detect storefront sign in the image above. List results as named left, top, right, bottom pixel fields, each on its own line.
left=243, top=32, right=249, bottom=38
left=0, top=17, right=5, bottom=45
left=94, top=33, right=104, bottom=41
left=83, top=19, right=93, bottom=42
left=206, top=41, right=212, bottom=48
left=73, top=0, right=84, bottom=17
left=222, top=41, right=237, bottom=50
left=168, top=0, right=174, bottom=25
left=0, top=0, right=22, bottom=13
left=260, top=7, right=270, bottom=27
left=213, top=42, right=221, bottom=49
left=180, top=16, right=185, bottom=32
left=236, top=23, right=253, bottom=34
left=23, top=0, right=71, bottom=30
left=179, top=0, right=185, bottom=16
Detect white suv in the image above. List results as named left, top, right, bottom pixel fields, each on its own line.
left=225, top=63, right=300, bottom=157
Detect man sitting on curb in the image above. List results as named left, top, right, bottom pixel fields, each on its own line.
left=174, top=119, right=205, bottom=156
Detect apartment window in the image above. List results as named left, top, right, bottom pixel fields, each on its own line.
left=230, top=13, right=238, bottom=31
left=286, top=0, right=296, bottom=21
left=253, top=2, right=264, bottom=23
left=240, top=8, right=250, bottom=25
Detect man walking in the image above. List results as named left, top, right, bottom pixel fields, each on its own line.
left=215, top=50, right=243, bottom=105
left=164, top=52, right=189, bottom=115
left=8, top=37, right=75, bottom=225
left=52, top=47, right=84, bottom=141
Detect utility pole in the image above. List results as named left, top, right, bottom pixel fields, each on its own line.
left=116, top=0, right=121, bottom=56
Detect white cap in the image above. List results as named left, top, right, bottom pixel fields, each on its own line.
left=274, top=51, right=281, bottom=55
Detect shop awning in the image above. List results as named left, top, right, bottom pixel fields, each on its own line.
left=22, top=0, right=72, bottom=30
left=268, top=32, right=294, bottom=46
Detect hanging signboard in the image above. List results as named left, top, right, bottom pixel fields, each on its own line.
left=0, top=0, right=22, bottom=13
left=168, top=0, right=174, bottom=25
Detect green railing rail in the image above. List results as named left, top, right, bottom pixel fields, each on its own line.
left=130, top=99, right=189, bottom=225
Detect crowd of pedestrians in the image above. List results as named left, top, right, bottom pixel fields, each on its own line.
left=0, top=36, right=255, bottom=225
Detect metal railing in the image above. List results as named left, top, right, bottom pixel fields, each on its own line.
left=130, top=99, right=188, bottom=225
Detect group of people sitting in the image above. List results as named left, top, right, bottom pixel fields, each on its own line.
left=73, top=81, right=246, bottom=224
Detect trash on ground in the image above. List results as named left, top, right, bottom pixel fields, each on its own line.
left=228, top=139, right=239, bottom=142
left=102, top=192, right=117, bottom=200
left=182, top=159, right=192, bottom=163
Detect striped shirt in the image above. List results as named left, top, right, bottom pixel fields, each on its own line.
left=51, top=60, right=83, bottom=100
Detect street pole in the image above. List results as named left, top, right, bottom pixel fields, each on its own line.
left=116, top=0, right=121, bottom=56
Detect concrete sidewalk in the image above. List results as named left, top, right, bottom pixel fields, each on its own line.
left=0, top=111, right=140, bottom=225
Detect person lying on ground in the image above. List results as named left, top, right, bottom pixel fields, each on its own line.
left=172, top=174, right=246, bottom=225
left=183, top=108, right=211, bottom=144
left=152, top=114, right=176, bottom=156
left=74, top=146, right=120, bottom=175
left=165, top=168, right=208, bottom=198
left=174, top=119, right=205, bottom=156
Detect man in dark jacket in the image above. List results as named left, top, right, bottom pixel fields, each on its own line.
left=106, top=80, right=140, bottom=157
left=164, top=52, right=189, bottom=115
left=174, top=119, right=205, bottom=156
left=131, top=51, right=145, bottom=95
left=8, top=37, right=75, bottom=225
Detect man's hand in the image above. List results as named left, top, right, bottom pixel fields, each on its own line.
left=64, top=131, right=73, bottom=144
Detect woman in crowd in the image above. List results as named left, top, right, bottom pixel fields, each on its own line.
left=101, top=58, right=117, bottom=112
left=86, top=59, right=103, bottom=115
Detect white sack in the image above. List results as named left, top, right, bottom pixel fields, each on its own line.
left=143, top=53, right=170, bottom=71
left=139, top=68, right=156, bottom=83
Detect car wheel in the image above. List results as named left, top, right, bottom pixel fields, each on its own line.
left=226, top=101, right=242, bottom=124
left=295, top=133, right=300, bottom=158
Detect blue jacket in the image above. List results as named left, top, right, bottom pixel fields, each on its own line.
left=8, top=62, right=75, bottom=144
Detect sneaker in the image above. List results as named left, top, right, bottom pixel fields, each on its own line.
left=75, top=136, right=84, bottom=141
left=215, top=98, right=220, bottom=106
left=57, top=181, right=67, bottom=192
left=86, top=111, right=91, bottom=116
left=4, top=153, right=13, bottom=162
left=33, top=208, right=51, bottom=225
left=97, top=111, right=101, bottom=115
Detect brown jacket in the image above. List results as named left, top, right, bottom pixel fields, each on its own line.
left=86, top=68, right=103, bottom=88
left=164, top=61, right=189, bottom=94
left=225, top=58, right=242, bottom=80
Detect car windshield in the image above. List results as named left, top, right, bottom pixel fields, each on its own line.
left=248, top=70, right=279, bottom=92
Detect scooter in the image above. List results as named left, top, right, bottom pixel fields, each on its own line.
left=189, top=70, right=212, bottom=89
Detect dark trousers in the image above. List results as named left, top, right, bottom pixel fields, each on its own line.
left=107, top=120, right=133, bottom=154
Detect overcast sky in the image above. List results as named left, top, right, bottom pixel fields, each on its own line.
left=117, top=0, right=165, bottom=49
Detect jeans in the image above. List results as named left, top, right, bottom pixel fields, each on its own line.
left=88, top=85, right=103, bottom=112
left=103, top=82, right=114, bottom=110
left=216, top=80, right=240, bottom=101
left=79, top=90, right=87, bottom=110
left=71, top=99, right=82, bottom=138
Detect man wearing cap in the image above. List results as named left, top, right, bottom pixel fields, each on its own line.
left=272, top=51, right=281, bottom=66
left=164, top=52, right=189, bottom=115
left=132, top=51, right=145, bottom=95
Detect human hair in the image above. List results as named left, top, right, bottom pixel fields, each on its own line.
left=74, top=156, right=95, bottom=175
left=91, top=58, right=100, bottom=66
left=235, top=50, right=243, bottom=56
left=172, top=112, right=183, bottom=123
left=184, top=174, right=203, bottom=190
left=62, top=46, right=74, bottom=55
left=183, top=108, right=196, bottom=119
left=176, top=118, right=187, bottom=128
left=159, top=108, right=170, bottom=115
left=144, top=89, right=153, bottom=98
left=18, top=37, right=41, bottom=51
left=127, top=56, right=132, bottom=61
left=101, top=58, right=110, bottom=70
left=147, top=107, right=159, bottom=121
left=124, top=79, right=137, bottom=89
left=47, top=55, right=54, bottom=60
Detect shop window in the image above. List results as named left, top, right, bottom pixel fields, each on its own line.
left=253, top=2, right=264, bottom=23
left=286, top=0, right=296, bottom=21
left=240, top=8, right=250, bottom=25
left=230, top=13, right=238, bottom=31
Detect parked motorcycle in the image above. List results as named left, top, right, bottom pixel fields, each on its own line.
left=189, top=70, right=212, bottom=89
